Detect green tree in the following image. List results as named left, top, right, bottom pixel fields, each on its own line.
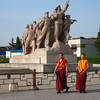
left=8, top=38, right=15, bottom=49
left=95, top=30, right=100, bottom=54
left=14, top=36, right=22, bottom=50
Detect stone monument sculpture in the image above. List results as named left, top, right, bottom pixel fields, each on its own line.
left=10, top=0, right=77, bottom=72
left=21, top=0, right=76, bottom=55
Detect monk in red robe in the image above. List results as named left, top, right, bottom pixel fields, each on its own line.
left=54, top=52, right=69, bottom=94
left=76, top=53, right=89, bottom=93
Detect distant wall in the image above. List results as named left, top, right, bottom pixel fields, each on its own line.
left=6, top=50, right=23, bottom=58
left=68, top=38, right=99, bottom=57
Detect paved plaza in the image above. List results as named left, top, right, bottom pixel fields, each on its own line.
left=0, top=84, right=100, bottom=100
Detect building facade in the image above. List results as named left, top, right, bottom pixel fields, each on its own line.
left=6, top=50, right=23, bottom=58
left=68, top=38, right=99, bottom=57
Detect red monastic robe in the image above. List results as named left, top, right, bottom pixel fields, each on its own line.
left=56, top=58, right=67, bottom=91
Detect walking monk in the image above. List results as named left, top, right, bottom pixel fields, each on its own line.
left=54, top=53, right=69, bottom=94
left=76, top=53, right=89, bottom=93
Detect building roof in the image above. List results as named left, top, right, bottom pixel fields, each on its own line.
left=0, top=46, right=12, bottom=52
left=71, top=37, right=97, bottom=40
left=6, top=50, right=23, bottom=52
left=84, top=37, right=97, bottom=40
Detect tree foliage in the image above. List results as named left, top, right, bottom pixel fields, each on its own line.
left=14, top=36, right=22, bottom=50
left=8, top=38, right=15, bottom=49
left=9, top=36, right=22, bottom=50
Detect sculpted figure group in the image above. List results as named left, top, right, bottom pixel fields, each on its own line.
left=22, top=0, right=76, bottom=55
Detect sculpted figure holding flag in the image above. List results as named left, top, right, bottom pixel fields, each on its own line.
left=51, top=0, right=70, bottom=42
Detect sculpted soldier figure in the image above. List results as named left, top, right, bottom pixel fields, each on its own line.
left=63, top=15, right=77, bottom=44
left=30, top=22, right=37, bottom=53
left=25, top=24, right=36, bottom=54
left=36, top=12, right=51, bottom=48
left=51, top=0, right=70, bottom=42
left=22, top=24, right=30, bottom=54
left=32, top=19, right=44, bottom=48
left=33, top=21, right=37, bottom=29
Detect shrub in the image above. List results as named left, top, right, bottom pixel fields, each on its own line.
left=0, top=58, right=9, bottom=63
left=77, top=56, right=100, bottom=64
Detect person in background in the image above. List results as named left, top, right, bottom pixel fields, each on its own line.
left=76, top=53, right=89, bottom=93
left=54, top=52, right=69, bottom=94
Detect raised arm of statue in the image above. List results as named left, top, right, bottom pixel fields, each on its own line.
left=61, top=0, right=70, bottom=14
left=71, top=19, right=77, bottom=24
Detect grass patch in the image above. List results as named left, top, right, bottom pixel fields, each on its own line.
left=0, top=58, right=9, bottom=63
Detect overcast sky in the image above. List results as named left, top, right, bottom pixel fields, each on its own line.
left=0, top=0, right=100, bottom=46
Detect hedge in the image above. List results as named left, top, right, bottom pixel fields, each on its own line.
left=77, top=56, right=100, bottom=64
left=0, top=58, right=9, bottom=63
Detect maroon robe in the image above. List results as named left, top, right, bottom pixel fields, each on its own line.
left=76, top=73, right=87, bottom=91
left=56, top=58, right=67, bottom=91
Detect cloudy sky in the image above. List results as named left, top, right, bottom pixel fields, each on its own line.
left=0, top=0, right=100, bottom=46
